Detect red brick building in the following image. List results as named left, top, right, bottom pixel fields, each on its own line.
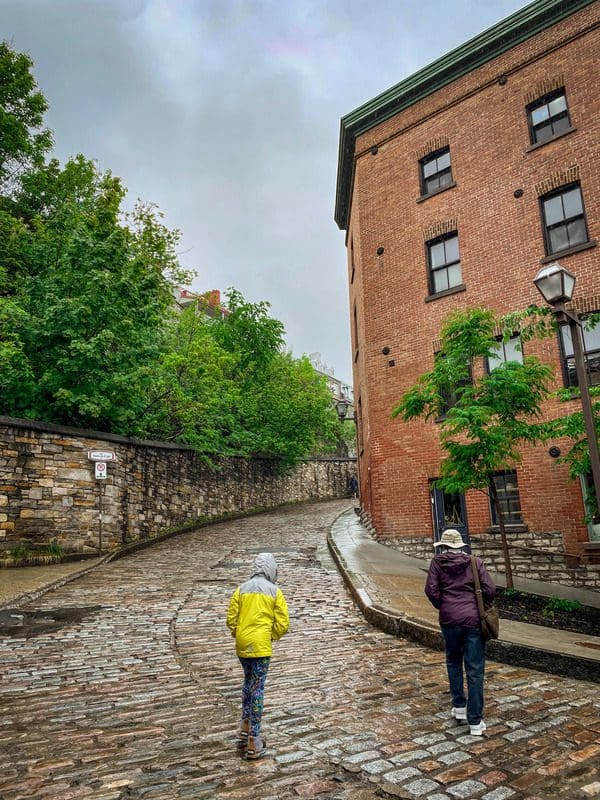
left=335, top=0, right=600, bottom=556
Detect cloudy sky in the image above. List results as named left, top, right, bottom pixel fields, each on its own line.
left=3, top=0, right=525, bottom=384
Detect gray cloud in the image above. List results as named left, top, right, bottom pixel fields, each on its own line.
left=2, top=0, right=524, bottom=382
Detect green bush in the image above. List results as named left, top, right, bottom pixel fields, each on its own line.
left=542, top=597, right=583, bottom=618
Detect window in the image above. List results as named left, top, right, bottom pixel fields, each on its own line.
left=486, top=334, right=523, bottom=372
left=559, top=317, right=600, bottom=388
left=353, top=302, right=359, bottom=361
left=427, top=233, right=461, bottom=295
left=490, top=471, right=522, bottom=525
left=527, top=89, right=571, bottom=145
left=436, top=352, right=472, bottom=417
left=420, top=148, right=452, bottom=195
left=541, top=184, right=588, bottom=256
left=350, top=238, right=356, bottom=284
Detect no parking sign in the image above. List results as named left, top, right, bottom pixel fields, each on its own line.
left=94, top=461, right=107, bottom=480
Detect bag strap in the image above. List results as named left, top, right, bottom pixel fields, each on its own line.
left=470, top=555, right=485, bottom=619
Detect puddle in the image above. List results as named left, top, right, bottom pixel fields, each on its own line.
left=0, top=606, right=103, bottom=638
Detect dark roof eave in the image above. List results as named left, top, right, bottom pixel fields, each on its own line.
left=334, top=0, right=597, bottom=231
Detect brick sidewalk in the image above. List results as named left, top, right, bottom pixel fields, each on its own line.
left=1, top=499, right=599, bottom=799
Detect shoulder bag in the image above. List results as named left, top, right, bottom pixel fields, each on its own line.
left=470, top=555, right=499, bottom=641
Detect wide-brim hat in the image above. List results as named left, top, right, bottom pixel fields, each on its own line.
left=434, top=529, right=465, bottom=549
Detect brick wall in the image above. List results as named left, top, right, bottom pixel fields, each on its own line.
left=0, top=416, right=356, bottom=553
left=347, top=3, right=600, bottom=555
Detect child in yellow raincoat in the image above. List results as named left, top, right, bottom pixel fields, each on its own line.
left=226, top=552, right=289, bottom=759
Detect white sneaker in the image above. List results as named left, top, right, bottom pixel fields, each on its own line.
left=451, top=707, right=467, bottom=720
left=469, top=720, right=487, bottom=736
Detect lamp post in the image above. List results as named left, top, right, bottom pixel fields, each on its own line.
left=533, top=262, right=600, bottom=516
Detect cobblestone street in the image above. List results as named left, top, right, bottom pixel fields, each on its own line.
left=1, top=499, right=599, bottom=800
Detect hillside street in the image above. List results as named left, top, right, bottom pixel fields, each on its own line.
left=1, top=499, right=599, bottom=800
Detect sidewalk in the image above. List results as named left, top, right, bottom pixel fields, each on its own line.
left=328, top=508, right=600, bottom=684
left=0, top=556, right=107, bottom=610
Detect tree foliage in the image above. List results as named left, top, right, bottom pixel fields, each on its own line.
left=0, top=41, right=52, bottom=196
left=0, top=41, right=338, bottom=466
left=393, top=307, right=554, bottom=587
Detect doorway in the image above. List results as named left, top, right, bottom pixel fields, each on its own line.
left=430, top=483, right=470, bottom=551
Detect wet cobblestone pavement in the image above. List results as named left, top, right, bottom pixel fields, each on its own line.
left=1, top=499, right=599, bottom=800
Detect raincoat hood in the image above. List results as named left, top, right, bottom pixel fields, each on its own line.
left=251, top=552, right=278, bottom=583
left=436, top=551, right=471, bottom=575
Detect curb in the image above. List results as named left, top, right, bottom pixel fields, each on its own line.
left=327, top=526, right=600, bottom=685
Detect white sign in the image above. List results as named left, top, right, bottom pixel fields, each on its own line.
left=88, top=450, right=116, bottom=461
left=95, top=461, right=107, bottom=479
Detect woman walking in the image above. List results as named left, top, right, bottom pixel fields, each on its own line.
left=425, top=528, right=496, bottom=736
left=226, top=552, right=289, bottom=759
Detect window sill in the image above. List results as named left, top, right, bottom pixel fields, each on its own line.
left=525, top=126, right=577, bottom=152
left=486, top=524, right=528, bottom=534
left=416, top=181, right=457, bottom=204
left=425, top=284, right=466, bottom=303
left=540, top=240, right=597, bottom=263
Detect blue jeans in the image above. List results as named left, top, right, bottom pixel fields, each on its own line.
left=441, top=625, right=485, bottom=725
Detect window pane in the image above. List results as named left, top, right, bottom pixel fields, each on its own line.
left=562, top=187, right=583, bottom=219
left=429, top=241, right=446, bottom=267
left=504, top=336, right=523, bottom=363
left=531, top=104, right=549, bottom=125
left=433, top=268, right=449, bottom=293
left=588, top=353, right=600, bottom=386
left=561, top=324, right=574, bottom=357
left=439, top=170, right=453, bottom=188
left=437, top=151, right=451, bottom=171
left=423, top=159, right=437, bottom=179
left=535, top=120, right=554, bottom=143
left=487, top=344, right=503, bottom=371
left=566, top=357, right=577, bottom=386
left=425, top=175, right=440, bottom=193
left=549, top=224, right=569, bottom=253
left=583, top=322, right=600, bottom=353
left=544, top=194, right=565, bottom=225
left=444, top=235, right=459, bottom=263
left=548, top=94, right=567, bottom=116
left=552, top=114, right=570, bottom=136
left=567, top=218, right=587, bottom=247
left=447, top=263, right=462, bottom=288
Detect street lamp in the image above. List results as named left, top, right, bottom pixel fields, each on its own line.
left=335, top=398, right=350, bottom=421
left=533, top=261, right=600, bottom=517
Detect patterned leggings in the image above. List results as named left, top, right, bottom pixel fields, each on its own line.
left=239, top=656, right=270, bottom=736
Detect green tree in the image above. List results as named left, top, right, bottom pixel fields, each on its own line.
left=209, top=288, right=285, bottom=378
left=2, top=156, right=190, bottom=430
left=0, top=41, right=52, bottom=196
left=239, top=352, right=338, bottom=465
left=392, top=308, right=554, bottom=588
left=133, top=305, right=241, bottom=453
left=207, top=290, right=339, bottom=464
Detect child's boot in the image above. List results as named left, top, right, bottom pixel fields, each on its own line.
left=246, top=734, right=267, bottom=759
left=237, top=718, right=250, bottom=744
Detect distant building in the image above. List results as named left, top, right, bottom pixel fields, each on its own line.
left=335, top=0, right=599, bottom=557
left=174, top=288, right=229, bottom=319
left=309, top=354, right=354, bottom=414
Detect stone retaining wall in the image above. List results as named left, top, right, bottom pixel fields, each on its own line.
left=0, top=416, right=356, bottom=553
left=359, top=511, right=600, bottom=593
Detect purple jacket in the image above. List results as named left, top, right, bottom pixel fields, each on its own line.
left=425, top=552, right=496, bottom=627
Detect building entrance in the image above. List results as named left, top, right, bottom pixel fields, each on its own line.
left=430, top=484, right=470, bottom=551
